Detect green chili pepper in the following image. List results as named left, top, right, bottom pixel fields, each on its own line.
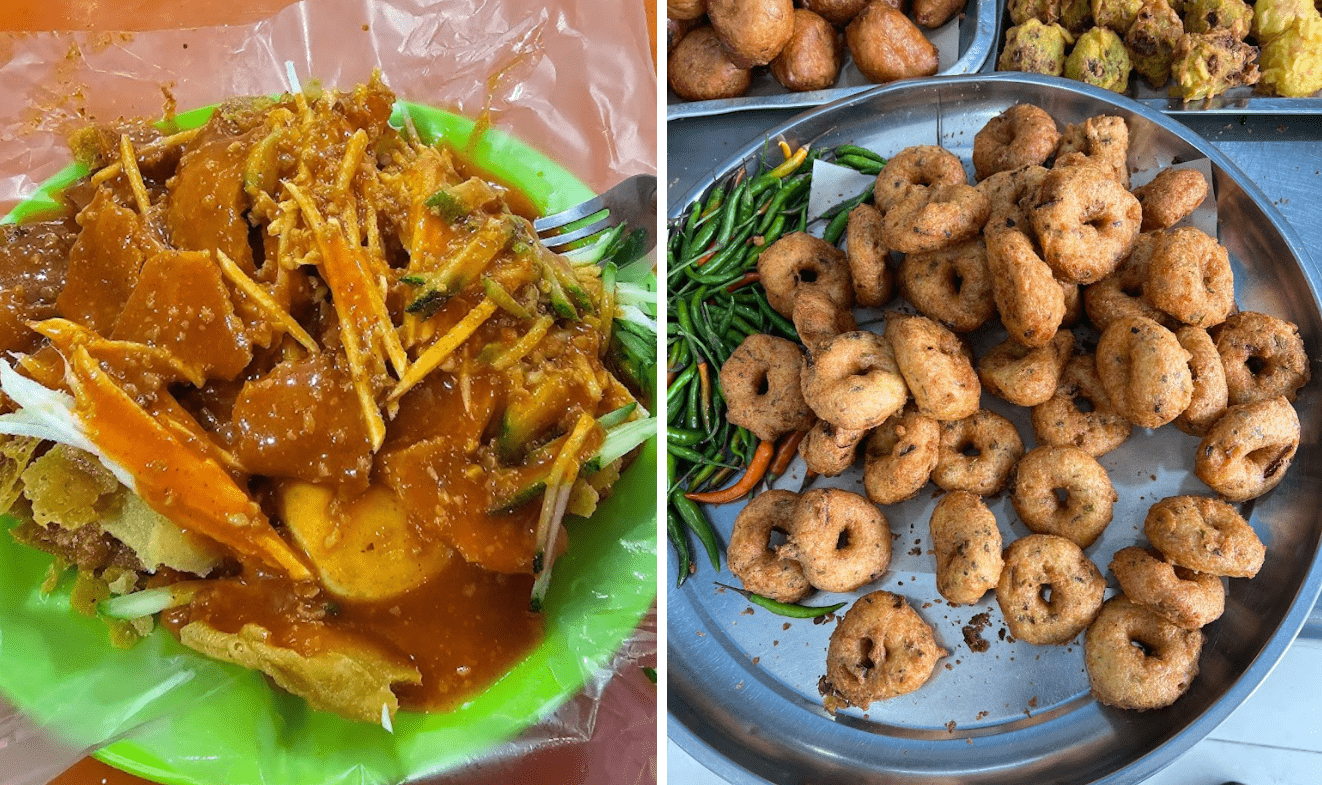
left=736, top=179, right=756, bottom=224
left=684, top=219, right=721, bottom=264
left=835, top=154, right=883, bottom=175
left=674, top=491, right=721, bottom=570
left=700, top=183, right=726, bottom=219
left=667, top=363, right=697, bottom=413
left=668, top=444, right=741, bottom=470
left=824, top=207, right=852, bottom=245
left=685, top=369, right=702, bottom=430
left=668, top=512, right=692, bottom=587
left=756, top=296, right=800, bottom=341
left=729, top=314, right=760, bottom=338
left=715, top=583, right=846, bottom=618
left=793, top=204, right=808, bottom=233
left=834, top=145, right=885, bottom=164
left=668, top=427, right=705, bottom=447
left=756, top=174, right=810, bottom=234
left=711, top=181, right=745, bottom=250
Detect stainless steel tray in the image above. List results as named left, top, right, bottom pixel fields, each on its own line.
left=667, top=74, right=1322, bottom=785
left=984, top=5, right=1322, bottom=114
left=666, top=0, right=997, bottom=120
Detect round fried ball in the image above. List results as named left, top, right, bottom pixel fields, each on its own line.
left=668, top=26, right=754, bottom=101
left=846, top=2, right=940, bottom=84
left=772, top=8, right=845, bottom=92
left=708, top=0, right=796, bottom=68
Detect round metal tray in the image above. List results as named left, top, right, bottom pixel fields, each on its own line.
left=667, top=73, right=1322, bottom=785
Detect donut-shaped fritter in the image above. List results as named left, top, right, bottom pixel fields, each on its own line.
left=721, top=334, right=817, bottom=442
left=1055, top=114, right=1131, bottom=188
left=1133, top=167, right=1209, bottom=231
left=882, top=183, right=991, bottom=255
left=801, top=330, right=908, bottom=430
left=1085, top=595, right=1203, bottom=711
left=845, top=203, right=894, bottom=307
left=727, top=489, right=811, bottom=603
left=823, top=591, right=946, bottom=709
left=801, top=418, right=867, bottom=477
left=1195, top=397, right=1299, bottom=502
left=1214, top=311, right=1310, bottom=405
left=1012, top=445, right=1117, bottom=548
left=873, top=145, right=967, bottom=213
left=784, top=488, right=891, bottom=592
left=758, top=231, right=854, bottom=317
left=1142, top=227, right=1234, bottom=328
left=978, top=330, right=1074, bottom=407
left=1174, top=325, right=1228, bottom=436
left=1083, top=232, right=1174, bottom=332
left=932, top=409, right=1025, bottom=496
left=887, top=315, right=981, bottom=421
left=996, top=533, right=1107, bottom=645
left=897, top=238, right=996, bottom=333
left=1096, top=316, right=1193, bottom=429
left=972, top=104, right=1061, bottom=181
left=793, top=288, right=857, bottom=355
left=863, top=404, right=941, bottom=505
left=1030, top=164, right=1142, bottom=284
left=1110, top=546, right=1225, bottom=629
left=1061, top=279, right=1084, bottom=326
left=930, top=491, right=1004, bottom=606
left=1143, top=495, right=1265, bottom=578
left=986, top=226, right=1066, bottom=348
left=979, top=164, right=1048, bottom=230
left=1031, top=353, right=1133, bottom=456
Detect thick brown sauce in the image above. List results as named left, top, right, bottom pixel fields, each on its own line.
left=163, top=562, right=543, bottom=711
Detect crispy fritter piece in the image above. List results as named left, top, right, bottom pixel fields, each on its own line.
left=998, top=20, right=1075, bottom=76
left=1171, top=33, right=1260, bottom=101
left=1125, top=0, right=1184, bottom=87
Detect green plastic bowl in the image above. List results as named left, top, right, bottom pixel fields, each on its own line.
left=0, top=100, right=657, bottom=785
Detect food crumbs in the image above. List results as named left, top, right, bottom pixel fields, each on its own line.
left=962, top=611, right=992, bottom=653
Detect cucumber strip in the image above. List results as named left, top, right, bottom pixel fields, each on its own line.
left=596, top=402, right=638, bottom=429
left=99, top=583, right=205, bottom=619
left=585, top=416, right=656, bottom=474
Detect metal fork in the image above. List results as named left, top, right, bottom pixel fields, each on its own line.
left=533, top=173, right=657, bottom=256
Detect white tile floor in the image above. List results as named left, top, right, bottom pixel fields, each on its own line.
left=668, top=637, right=1322, bottom=785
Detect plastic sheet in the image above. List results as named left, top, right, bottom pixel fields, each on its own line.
left=0, top=1, right=657, bottom=783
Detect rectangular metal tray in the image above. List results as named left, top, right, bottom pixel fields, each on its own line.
left=984, top=4, right=1322, bottom=114
left=666, top=0, right=998, bottom=120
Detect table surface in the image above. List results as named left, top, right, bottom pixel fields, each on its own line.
left=666, top=106, right=1322, bottom=785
